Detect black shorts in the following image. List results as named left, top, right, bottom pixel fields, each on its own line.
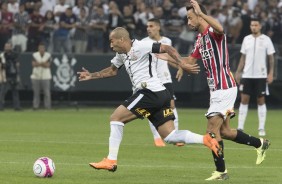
left=164, top=83, right=176, bottom=100
left=122, top=89, right=175, bottom=128
left=239, top=78, right=267, bottom=97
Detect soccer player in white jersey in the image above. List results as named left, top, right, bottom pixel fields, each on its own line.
left=142, top=18, right=184, bottom=147
left=156, top=1, right=270, bottom=180
left=235, top=18, right=275, bottom=136
left=77, top=27, right=220, bottom=172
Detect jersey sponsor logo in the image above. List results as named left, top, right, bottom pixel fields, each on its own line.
left=53, top=54, right=77, bottom=91
left=135, top=108, right=151, bottom=118
left=200, top=48, right=213, bottom=60
left=163, top=108, right=173, bottom=117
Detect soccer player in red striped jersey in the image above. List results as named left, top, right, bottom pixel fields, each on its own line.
left=156, top=0, right=270, bottom=180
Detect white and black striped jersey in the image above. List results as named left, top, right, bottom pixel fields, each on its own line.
left=142, top=36, right=172, bottom=84
left=111, top=39, right=166, bottom=93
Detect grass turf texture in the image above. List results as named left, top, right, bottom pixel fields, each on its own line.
left=0, top=108, right=281, bottom=183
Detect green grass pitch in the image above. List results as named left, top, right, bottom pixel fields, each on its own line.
left=0, top=108, right=281, bottom=184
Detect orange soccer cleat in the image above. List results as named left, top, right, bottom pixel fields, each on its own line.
left=89, top=158, right=117, bottom=172
left=154, top=138, right=166, bottom=147
left=203, top=132, right=221, bottom=157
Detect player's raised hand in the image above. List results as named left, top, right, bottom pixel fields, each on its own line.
left=190, top=0, right=202, bottom=16
left=77, top=67, right=92, bottom=81
left=180, top=62, right=200, bottom=74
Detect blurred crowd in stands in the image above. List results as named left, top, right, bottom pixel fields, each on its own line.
left=0, top=0, right=282, bottom=54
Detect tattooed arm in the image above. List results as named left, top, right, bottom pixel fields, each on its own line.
left=77, top=64, right=118, bottom=81
left=158, top=44, right=200, bottom=74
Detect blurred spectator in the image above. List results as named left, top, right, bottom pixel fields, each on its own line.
left=24, top=0, right=41, bottom=14
left=227, top=9, right=242, bottom=46
left=91, top=0, right=109, bottom=14
left=162, top=0, right=174, bottom=19
left=178, top=23, right=195, bottom=55
left=135, top=3, right=154, bottom=39
left=108, top=5, right=124, bottom=32
left=164, top=8, right=184, bottom=47
left=30, top=43, right=52, bottom=110
left=73, top=8, right=89, bottom=53
left=0, top=3, right=14, bottom=51
left=122, top=5, right=136, bottom=38
left=42, top=10, right=57, bottom=52
left=54, top=0, right=70, bottom=22
left=53, top=7, right=77, bottom=53
left=27, top=8, right=44, bottom=52
left=0, top=42, right=21, bottom=111
left=40, top=0, right=56, bottom=16
left=7, top=0, right=19, bottom=15
left=12, top=4, right=30, bottom=52
left=88, top=5, right=108, bottom=52
left=153, top=7, right=165, bottom=26
left=72, top=0, right=89, bottom=17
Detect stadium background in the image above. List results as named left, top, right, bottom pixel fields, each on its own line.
left=1, top=0, right=282, bottom=108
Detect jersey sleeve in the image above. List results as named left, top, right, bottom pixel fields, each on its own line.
left=139, top=40, right=155, bottom=53
left=208, top=27, right=224, bottom=41
left=266, top=37, right=275, bottom=55
left=111, top=54, right=124, bottom=69
left=190, top=39, right=201, bottom=59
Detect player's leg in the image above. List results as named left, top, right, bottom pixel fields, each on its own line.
left=256, top=79, right=267, bottom=136
left=148, top=120, right=165, bottom=147
left=222, top=118, right=270, bottom=165
left=90, top=89, right=164, bottom=171
left=257, top=96, right=266, bottom=136
left=205, top=87, right=237, bottom=181
left=89, top=105, right=137, bottom=171
left=238, top=93, right=250, bottom=130
left=158, top=120, right=218, bottom=149
left=205, top=115, right=228, bottom=181
left=150, top=110, right=219, bottom=155
left=238, top=78, right=252, bottom=131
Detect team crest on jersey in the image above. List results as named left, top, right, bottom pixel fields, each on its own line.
left=53, top=54, right=77, bottom=91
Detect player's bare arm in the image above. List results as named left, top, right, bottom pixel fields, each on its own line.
left=267, top=54, right=275, bottom=84
left=235, top=54, right=246, bottom=83
left=77, top=64, right=118, bottom=81
left=159, top=44, right=200, bottom=74
left=190, top=0, right=224, bottom=34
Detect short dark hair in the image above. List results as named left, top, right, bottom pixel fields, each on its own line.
left=250, top=17, right=261, bottom=23
left=148, top=18, right=161, bottom=26
left=186, top=4, right=207, bottom=15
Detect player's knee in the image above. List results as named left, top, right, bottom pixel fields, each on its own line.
left=110, top=113, right=120, bottom=122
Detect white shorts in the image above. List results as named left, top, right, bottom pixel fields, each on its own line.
left=205, top=87, right=237, bottom=120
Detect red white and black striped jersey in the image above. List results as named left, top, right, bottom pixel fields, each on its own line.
left=191, top=26, right=236, bottom=91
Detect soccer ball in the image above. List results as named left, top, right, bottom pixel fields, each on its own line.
left=33, top=157, right=55, bottom=178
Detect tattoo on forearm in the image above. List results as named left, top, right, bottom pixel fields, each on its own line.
left=166, top=46, right=182, bottom=65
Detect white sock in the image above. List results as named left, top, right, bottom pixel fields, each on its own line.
left=258, top=104, right=267, bottom=130
left=107, top=121, right=124, bottom=160
left=164, top=130, right=203, bottom=144
left=148, top=121, right=161, bottom=139
left=173, top=108, right=179, bottom=130
left=238, top=103, right=248, bottom=130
